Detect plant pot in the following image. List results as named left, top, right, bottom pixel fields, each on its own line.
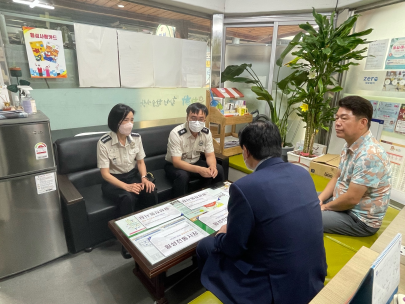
left=287, top=150, right=324, bottom=171
left=281, top=146, right=294, bottom=162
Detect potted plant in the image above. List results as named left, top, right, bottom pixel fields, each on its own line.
left=221, top=37, right=307, bottom=161
left=281, top=9, right=372, bottom=157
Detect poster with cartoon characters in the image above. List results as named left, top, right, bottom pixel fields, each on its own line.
left=23, top=27, right=67, bottom=78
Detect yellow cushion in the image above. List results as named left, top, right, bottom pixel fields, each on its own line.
left=188, top=291, right=222, bottom=304
left=229, top=154, right=253, bottom=174
left=310, top=173, right=330, bottom=192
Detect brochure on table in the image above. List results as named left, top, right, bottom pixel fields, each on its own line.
left=116, top=183, right=231, bottom=262
left=131, top=216, right=208, bottom=265
left=349, top=233, right=402, bottom=304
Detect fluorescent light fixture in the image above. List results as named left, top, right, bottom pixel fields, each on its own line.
left=13, top=0, right=54, bottom=9
left=118, top=4, right=124, bottom=7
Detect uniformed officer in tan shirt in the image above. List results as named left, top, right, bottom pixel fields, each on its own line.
left=164, top=103, right=224, bottom=197
left=97, top=104, right=158, bottom=258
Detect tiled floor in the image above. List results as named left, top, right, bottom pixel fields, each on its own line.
left=0, top=240, right=205, bottom=304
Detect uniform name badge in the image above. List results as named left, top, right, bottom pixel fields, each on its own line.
left=199, top=140, right=204, bottom=146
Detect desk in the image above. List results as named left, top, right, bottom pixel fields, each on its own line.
left=108, top=183, right=228, bottom=304
left=371, top=207, right=405, bottom=265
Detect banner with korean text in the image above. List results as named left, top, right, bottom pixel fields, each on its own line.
left=22, top=27, right=67, bottom=79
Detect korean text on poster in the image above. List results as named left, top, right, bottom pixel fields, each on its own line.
left=376, top=102, right=401, bottom=132
left=385, top=37, right=405, bottom=70
left=23, top=27, right=67, bottom=79
left=365, top=39, right=389, bottom=70
left=395, top=104, right=405, bottom=134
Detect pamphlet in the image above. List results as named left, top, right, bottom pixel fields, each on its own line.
left=130, top=216, right=208, bottom=264
left=198, top=205, right=228, bottom=231
left=135, top=203, right=181, bottom=229
left=177, top=190, right=217, bottom=210
left=150, top=219, right=208, bottom=257
left=115, top=215, right=146, bottom=237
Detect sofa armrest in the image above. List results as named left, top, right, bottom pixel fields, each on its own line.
left=57, top=174, right=83, bottom=205
left=200, top=153, right=229, bottom=181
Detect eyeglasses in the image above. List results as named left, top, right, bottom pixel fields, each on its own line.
left=189, top=117, right=205, bottom=122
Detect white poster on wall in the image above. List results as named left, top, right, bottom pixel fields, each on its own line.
left=153, top=35, right=182, bottom=87
left=365, top=39, right=389, bottom=70
left=181, top=40, right=206, bottom=88
left=118, top=31, right=154, bottom=88
left=74, top=24, right=120, bottom=87
left=357, top=71, right=385, bottom=91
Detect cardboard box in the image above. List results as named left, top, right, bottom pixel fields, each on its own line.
left=309, top=154, right=341, bottom=179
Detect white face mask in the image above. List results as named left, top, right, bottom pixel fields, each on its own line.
left=189, top=121, right=205, bottom=133
left=118, top=122, right=133, bottom=136
left=243, top=149, right=255, bottom=171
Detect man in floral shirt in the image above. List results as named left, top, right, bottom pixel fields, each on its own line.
left=318, top=96, right=391, bottom=236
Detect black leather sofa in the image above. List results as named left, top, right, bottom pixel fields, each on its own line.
left=54, top=124, right=229, bottom=254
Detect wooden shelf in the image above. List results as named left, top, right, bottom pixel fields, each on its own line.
left=205, top=90, right=253, bottom=156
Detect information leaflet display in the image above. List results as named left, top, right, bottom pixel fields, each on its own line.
left=198, top=205, right=228, bottom=231
left=135, top=203, right=181, bottom=229
left=115, top=215, right=146, bottom=237
left=130, top=217, right=208, bottom=264
left=177, top=190, right=217, bottom=210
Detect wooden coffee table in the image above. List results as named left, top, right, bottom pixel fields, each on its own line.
left=108, top=183, right=228, bottom=304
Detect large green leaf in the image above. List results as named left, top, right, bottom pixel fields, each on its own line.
left=299, top=23, right=317, bottom=35
left=328, top=86, right=343, bottom=92
left=251, top=86, right=273, bottom=102
left=229, top=77, right=258, bottom=84
left=322, top=48, right=331, bottom=55
left=221, top=64, right=251, bottom=82
left=276, top=32, right=304, bottom=67
left=348, top=28, right=373, bottom=38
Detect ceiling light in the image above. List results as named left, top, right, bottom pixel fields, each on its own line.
left=118, top=4, right=124, bottom=7
left=13, top=0, right=54, bottom=9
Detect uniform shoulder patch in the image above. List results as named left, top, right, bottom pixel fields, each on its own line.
left=201, top=127, right=209, bottom=134
left=100, top=135, right=112, bottom=144
left=178, top=128, right=187, bottom=136
left=131, top=132, right=140, bottom=137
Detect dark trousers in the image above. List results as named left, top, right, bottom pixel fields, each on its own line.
left=164, top=160, right=225, bottom=198
left=196, top=236, right=216, bottom=274
left=101, top=168, right=158, bottom=217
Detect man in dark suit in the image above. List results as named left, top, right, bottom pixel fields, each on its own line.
left=197, top=121, right=327, bottom=304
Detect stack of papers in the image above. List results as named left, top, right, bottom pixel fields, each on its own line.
left=214, top=136, right=239, bottom=148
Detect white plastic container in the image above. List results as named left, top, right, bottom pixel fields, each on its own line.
left=287, top=150, right=324, bottom=171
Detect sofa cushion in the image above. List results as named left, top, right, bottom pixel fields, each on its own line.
left=55, top=133, right=104, bottom=175
left=79, top=185, right=117, bottom=223
left=68, top=168, right=104, bottom=189
left=135, top=124, right=179, bottom=157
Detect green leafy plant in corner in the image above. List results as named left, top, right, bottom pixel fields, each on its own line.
left=281, top=8, right=373, bottom=155
left=221, top=34, right=308, bottom=147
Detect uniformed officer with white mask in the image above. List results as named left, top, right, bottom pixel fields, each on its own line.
left=164, top=103, right=225, bottom=197
left=97, top=104, right=158, bottom=258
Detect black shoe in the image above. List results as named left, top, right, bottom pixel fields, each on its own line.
left=121, top=245, right=132, bottom=259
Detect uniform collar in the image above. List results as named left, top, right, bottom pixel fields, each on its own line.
left=184, top=122, right=199, bottom=139
left=111, top=131, right=130, bottom=146
left=346, top=130, right=372, bottom=153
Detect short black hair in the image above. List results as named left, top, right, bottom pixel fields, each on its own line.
left=108, top=103, right=135, bottom=133
left=186, top=103, right=208, bottom=117
left=239, top=121, right=282, bottom=160
left=338, top=96, right=373, bottom=129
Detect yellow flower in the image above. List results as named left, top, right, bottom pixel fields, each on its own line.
left=300, top=103, right=309, bottom=112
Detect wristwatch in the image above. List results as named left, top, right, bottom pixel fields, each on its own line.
left=142, top=172, right=155, bottom=183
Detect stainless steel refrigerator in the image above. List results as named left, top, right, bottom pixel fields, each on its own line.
left=0, top=111, right=68, bottom=279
